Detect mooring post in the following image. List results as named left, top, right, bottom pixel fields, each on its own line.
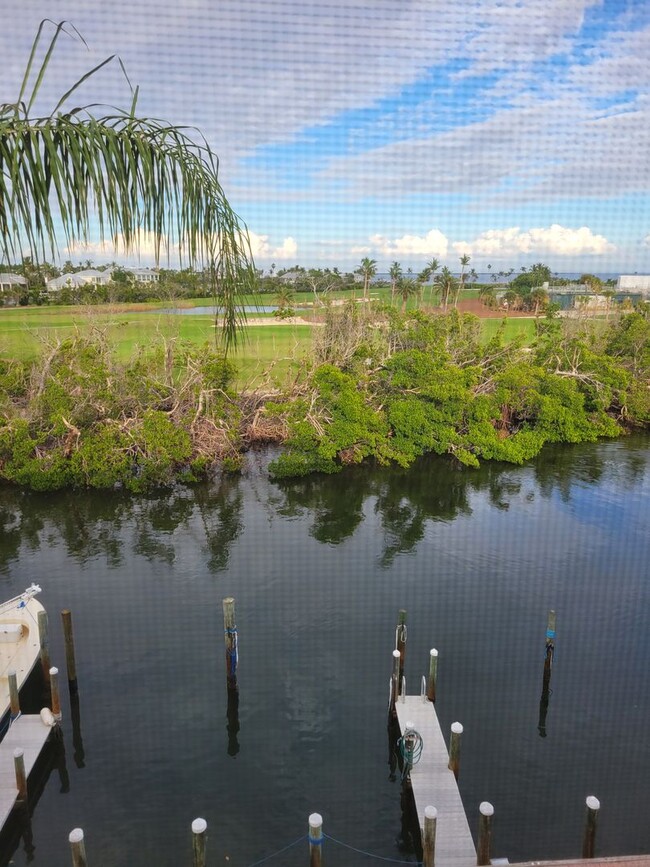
left=192, top=818, right=207, bottom=867
left=477, top=802, right=494, bottom=866
left=61, top=610, right=78, bottom=694
left=390, top=649, right=401, bottom=717
left=422, top=805, right=437, bottom=867
left=222, top=597, right=238, bottom=691
left=49, top=666, right=62, bottom=720
left=8, top=671, right=20, bottom=720
left=13, top=748, right=27, bottom=802
left=427, top=648, right=438, bottom=703
left=582, top=796, right=600, bottom=859
left=69, top=828, right=88, bottom=867
left=38, top=610, right=51, bottom=683
left=395, top=610, right=407, bottom=694
left=309, top=812, right=323, bottom=867
left=545, top=610, right=556, bottom=670
left=448, top=722, right=463, bottom=780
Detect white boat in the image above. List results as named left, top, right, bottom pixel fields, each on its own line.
left=0, top=585, right=44, bottom=722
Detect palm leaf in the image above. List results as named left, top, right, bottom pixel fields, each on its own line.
left=1, top=20, right=254, bottom=351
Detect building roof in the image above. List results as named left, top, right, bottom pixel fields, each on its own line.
left=0, top=273, right=27, bottom=286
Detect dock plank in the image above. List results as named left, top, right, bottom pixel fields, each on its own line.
left=0, top=715, right=54, bottom=828
left=396, top=695, right=476, bottom=867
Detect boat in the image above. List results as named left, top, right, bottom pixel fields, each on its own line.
left=0, top=584, right=44, bottom=723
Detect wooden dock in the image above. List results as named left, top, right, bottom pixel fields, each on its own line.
left=0, top=716, right=55, bottom=828
left=395, top=695, right=476, bottom=867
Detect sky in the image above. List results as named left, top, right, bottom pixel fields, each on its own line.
left=2, top=0, right=649, bottom=275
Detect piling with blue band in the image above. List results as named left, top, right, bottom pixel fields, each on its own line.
left=308, top=836, right=323, bottom=846
left=546, top=629, right=556, bottom=639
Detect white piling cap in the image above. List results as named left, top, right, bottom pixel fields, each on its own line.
left=49, top=666, right=59, bottom=676
left=393, top=649, right=401, bottom=658
left=480, top=802, right=495, bottom=817
left=192, top=818, right=207, bottom=834
left=309, top=813, right=323, bottom=828
left=586, top=796, right=600, bottom=811
left=13, top=748, right=24, bottom=759
left=451, top=721, right=464, bottom=734
left=69, top=828, right=84, bottom=843
left=425, top=805, right=438, bottom=820
left=430, top=648, right=439, bottom=657
left=406, top=720, right=414, bottom=730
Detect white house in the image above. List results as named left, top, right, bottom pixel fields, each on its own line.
left=127, top=268, right=159, bottom=283
left=47, top=267, right=159, bottom=292
left=617, top=275, right=650, bottom=294
left=0, top=273, right=28, bottom=293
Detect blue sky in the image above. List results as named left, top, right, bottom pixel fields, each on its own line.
left=2, top=0, right=649, bottom=274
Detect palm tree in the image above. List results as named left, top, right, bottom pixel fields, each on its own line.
left=358, top=257, right=377, bottom=302
left=418, top=258, right=439, bottom=303
left=0, top=21, right=255, bottom=350
left=455, top=254, right=471, bottom=307
left=397, top=277, right=420, bottom=311
left=434, top=266, right=457, bottom=310
left=389, top=261, right=402, bottom=305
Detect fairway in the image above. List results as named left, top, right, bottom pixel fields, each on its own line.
left=0, top=302, right=535, bottom=387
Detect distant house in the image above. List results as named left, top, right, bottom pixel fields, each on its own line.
left=47, top=267, right=159, bottom=293
left=617, top=275, right=650, bottom=295
left=0, top=273, right=27, bottom=293
left=126, top=268, right=159, bottom=283
left=277, top=270, right=304, bottom=284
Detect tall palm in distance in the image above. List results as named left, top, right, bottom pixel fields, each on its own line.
left=435, top=266, right=457, bottom=310
left=0, top=21, right=255, bottom=350
left=418, top=258, right=439, bottom=304
left=358, top=257, right=377, bottom=302
left=389, top=261, right=402, bottom=306
left=456, top=254, right=471, bottom=307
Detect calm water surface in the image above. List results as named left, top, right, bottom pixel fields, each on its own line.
left=0, top=436, right=648, bottom=866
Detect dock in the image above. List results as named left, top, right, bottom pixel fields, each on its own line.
left=395, top=694, right=476, bottom=867
left=0, top=715, right=55, bottom=828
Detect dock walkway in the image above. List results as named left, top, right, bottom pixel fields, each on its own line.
left=0, top=715, right=54, bottom=828
left=395, top=695, right=476, bottom=867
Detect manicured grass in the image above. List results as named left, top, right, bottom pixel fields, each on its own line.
left=0, top=302, right=536, bottom=387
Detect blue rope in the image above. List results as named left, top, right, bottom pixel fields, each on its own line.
left=324, top=833, right=423, bottom=864
left=245, top=834, right=306, bottom=867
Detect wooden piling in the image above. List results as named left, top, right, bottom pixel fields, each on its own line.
left=61, top=610, right=78, bottom=693
left=427, top=649, right=438, bottom=703
left=37, top=610, right=51, bottom=682
left=49, top=666, right=62, bottom=720
left=191, top=818, right=207, bottom=867
left=448, top=722, right=463, bottom=780
left=395, top=610, right=407, bottom=694
left=222, top=597, right=238, bottom=691
left=477, top=802, right=494, bottom=866
left=582, top=795, right=600, bottom=859
left=309, top=812, right=323, bottom=867
left=69, top=828, right=88, bottom=867
left=13, top=748, right=27, bottom=802
left=545, top=610, right=556, bottom=670
left=8, top=671, right=20, bottom=719
left=390, top=649, right=401, bottom=716
left=422, top=805, right=437, bottom=867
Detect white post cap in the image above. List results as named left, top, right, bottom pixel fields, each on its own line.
left=309, top=813, right=323, bottom=828
left=430, top=648, right=439, bottom=657
left=13, top=748, right=24, bottom=759
left=49, top=666, right=59, bottom=676
left=425, top=805, right=438, bottom=819
left=406, top=720, right=414, bottom=730
left=192, top=818, right=207, bottom=834
left=586, top=796, right=600, bottom=811
left=393, top=649, right=401, bottom=658
left=480, top=801, right=495, bottom=817
left=451, top=722, right=464, bottom=734
left=69, top=828, right=84, bottom=843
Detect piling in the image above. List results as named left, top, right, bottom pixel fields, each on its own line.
left=222, top=597, right=238, bottom=691
left=582, top=795, right=600, bottom=859
left=427, top=649, right=438, bottom=703
left=390, top=649, right=401, bottom=716
left=395, top=610, right=407, bottom=694
left=422, top=805, right=437, bottom=867
left=13, top=748, right=27, bottom=802
left=8, top=671, right=20, bottom=719
left=309, top=812, right=323, bottom=867
left=37, top=610, right=51, bottom=682
left=69, top=828, right=88, bottom=867
left=49, top=666, right=62, bottom=720
left=545, top=610, right=556, bottom=670
left=191, top=818, right=207, bottom=867
left=448, top=722, right=463, bottom=780
left=477, top=802, right=494, bottom=866
left=61, top=610, right=78, bottom=693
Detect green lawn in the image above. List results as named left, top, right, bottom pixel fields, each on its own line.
left=0, top=302, right=536, bottom=387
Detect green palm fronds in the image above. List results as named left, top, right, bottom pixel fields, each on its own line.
left=0, top=20, right=255, bottom=349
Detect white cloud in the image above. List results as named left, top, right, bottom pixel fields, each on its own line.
left=368, top=229, right=448, bottom=258
left=644, top=234, right=650, bottom=248
left=453, top=225, right=616, bottom=258
left=248, top=231, right=297, bottom=261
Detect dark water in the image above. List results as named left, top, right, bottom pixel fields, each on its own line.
left=153, top=305, right=278, bottom=315
left=0, top=436, right=648, bottom=866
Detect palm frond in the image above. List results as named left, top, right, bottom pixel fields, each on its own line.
left=1, top=20, right=254, bottom=350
